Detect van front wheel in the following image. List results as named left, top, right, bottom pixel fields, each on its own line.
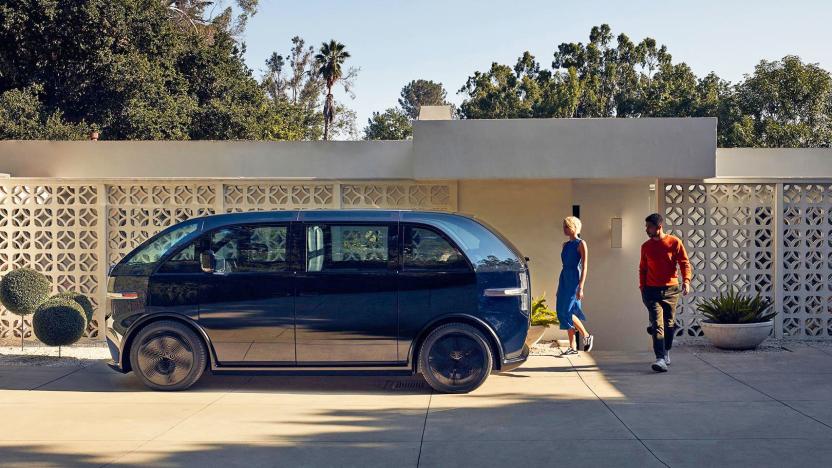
left=419, top=323, right=493, bottom=393
left=129, top=320, right=207, bottom=391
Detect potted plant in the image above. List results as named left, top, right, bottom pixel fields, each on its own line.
left=697, top=289, right=776, bottom=350
left=526, top=294, right=559, bottom=346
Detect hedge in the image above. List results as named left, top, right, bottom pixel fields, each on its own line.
left=0, top=268, right=51, bottom=316
left=32, top=299, right=87, bottom=346
left=51, top=291, right=94, bottom=323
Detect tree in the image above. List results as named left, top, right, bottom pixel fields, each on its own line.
left=398, top=80, right=450, bottom=119
left=0, top=0, right=270, bottom=140
left=315, top=40, right=357, bottom=141
left=363, top=108, right=412, bottom=140
left=163, top=0, right=258, bottom=39
left=0, top=85, right=89, bottom=139
left=261, top=37, right=326, bottom=140
left=729, top=56, right=832, bottom=147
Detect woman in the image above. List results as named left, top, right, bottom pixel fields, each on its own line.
left=556, top=216, right=594, bottom=355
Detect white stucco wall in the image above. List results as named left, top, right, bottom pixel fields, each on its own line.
left=716, top=148, right=832, bottom=179
left=456, top=179, right=574, bottom=303
left=571, top=180, right=658, bottom=351
left=413, top=118, right=716, bottom=180
left=0, top=140, right=414, bottom=179
left=0, top=118, right=719, bottom=180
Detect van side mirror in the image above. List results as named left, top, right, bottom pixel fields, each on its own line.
left=200, top=251, right=215, bottom=273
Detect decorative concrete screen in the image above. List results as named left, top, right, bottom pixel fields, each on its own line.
left=782, top=184, right=832, bottom=338
left=0, top=179, right=457, bottom=344
left=662, top=182, right=832, bottom=340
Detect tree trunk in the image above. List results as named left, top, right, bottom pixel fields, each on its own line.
left=323, top=88, right=334, bottom=141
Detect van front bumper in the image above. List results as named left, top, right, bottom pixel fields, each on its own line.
left=499, top=344, right=530, bottom=372
left=105, top=317, right=127, bottom=373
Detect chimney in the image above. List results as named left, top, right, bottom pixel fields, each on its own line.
left=417, top=105, right=453, bottom=121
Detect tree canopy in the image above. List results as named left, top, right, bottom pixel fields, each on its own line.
left=363, top=108, right=412, bottom=140
left=457, top=24, right=832, bottom=147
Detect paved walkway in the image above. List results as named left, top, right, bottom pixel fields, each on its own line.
left=1, top=344, right=832, bottom=467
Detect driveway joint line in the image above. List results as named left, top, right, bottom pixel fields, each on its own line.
left=806, top=343, right=832, bottom=357
left=693, top=354, right=832, bottom=432
left=566, top=355, right=670, bottom=468
left=416, top=389, right=433, bottom=468
left=101, top=376, right=253, bottom=468
left=29, top=364, right=88, bottom=390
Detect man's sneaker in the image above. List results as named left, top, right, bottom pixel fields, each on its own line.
left=562, top=348, right=578, bottom=356
left=651, top=358, right=668, bottom=373
left=583, top=334, right=594, bottom=352
left=665, top=350, right=671, bottom=366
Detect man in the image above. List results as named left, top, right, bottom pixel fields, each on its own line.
left=639, top=213, right=692, bottom=373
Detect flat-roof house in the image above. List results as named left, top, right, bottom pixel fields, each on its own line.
left=1, top=114, right=830, bottom=349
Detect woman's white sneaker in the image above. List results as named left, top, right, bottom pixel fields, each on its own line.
left=583, top=334, right=594, bottom=352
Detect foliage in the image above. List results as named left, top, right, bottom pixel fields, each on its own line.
left=51, top=291, right=95, bottom=323
left=0, top=0, right=269, bottom=140
left=363, top=108, right=413, bottom=140
left=261, top=37, right=325, bottom=140
left=163, top=0, right=259, bottom=39
left=531, top=294, right=559, bottom=327
left=458, top=24, right=832, bottom=148
left=696, top=289, right=777, bottom=324
left=0, top=85, right=89, bottom=140
left=0, top=268, right=52, bottom=316
left=315, top=40, right=358, bottom=140
left=398, top=79, right=451, bottom=120
left=32, top=299, right=87, bottom=346
left=728, top=56, right=832, bottom=147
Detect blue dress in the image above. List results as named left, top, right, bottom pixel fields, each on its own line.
left=556, top=238, right=586, bottom=330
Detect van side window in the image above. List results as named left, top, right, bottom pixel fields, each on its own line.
left=403, top=225, right=468, bottom=270
left=157, top=239, right=201, bottom=273
left=306, top=224, right=390, bottom=272
left=210, top=225, right=289, bottom=273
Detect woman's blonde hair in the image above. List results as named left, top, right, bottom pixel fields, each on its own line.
left=563, top=216, right=582, bottom=235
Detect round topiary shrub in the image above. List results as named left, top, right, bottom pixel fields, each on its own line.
left=32, top=299, right=87, bottom=347
left=51, top=291, right=94, bottom=323
left=0, top=268, right=51, bottom=316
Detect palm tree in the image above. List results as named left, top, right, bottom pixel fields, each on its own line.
left=315, top=40, right=351, bottom=140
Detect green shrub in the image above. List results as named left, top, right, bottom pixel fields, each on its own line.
left=696, top=289, right=777, bottom=324
left=51, top=291, right=94, bottom=323
left=0, top=268, right=51, bottom=316
left=531, top=294, right=559, bottom=327
left=32, top=299, right=87, bottom=346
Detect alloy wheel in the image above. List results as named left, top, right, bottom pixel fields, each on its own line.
left=136, top=332, right=194, bottom=387
left=427, top=333, right=486, bottom=388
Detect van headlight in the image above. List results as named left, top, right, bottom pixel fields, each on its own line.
left=519, top=272, right=530, bottom=315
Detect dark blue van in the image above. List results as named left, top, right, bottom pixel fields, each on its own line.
left=105, top=210, right=530, bottom=393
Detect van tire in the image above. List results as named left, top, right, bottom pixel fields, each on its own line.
left=129, top=320, right=207, bottom=391
left=418, top=323, right=493, bottom=393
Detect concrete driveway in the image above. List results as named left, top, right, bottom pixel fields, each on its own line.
left=1, top=344, right=832, bottom=468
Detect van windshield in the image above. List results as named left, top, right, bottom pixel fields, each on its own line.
left=114, top=222, right=200, bottom=275
left=421, top=215, right=523, bottom=272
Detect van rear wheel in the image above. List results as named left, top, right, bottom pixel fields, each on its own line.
left=129, top=320, right=207, bottom=391
left=419, top=323, right=493, bottom=393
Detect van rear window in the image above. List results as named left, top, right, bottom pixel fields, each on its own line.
left=421, top=216, right=521, bottom=271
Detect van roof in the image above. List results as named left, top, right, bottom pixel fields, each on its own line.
left=199, top=209, right=472, bottom=228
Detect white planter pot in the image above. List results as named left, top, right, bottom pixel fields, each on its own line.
left=525, top=325, right=548, bottom=346
left=701, top=320, right=773, bottom=350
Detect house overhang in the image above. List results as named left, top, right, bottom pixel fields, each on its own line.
left=0, top=118, right=717, bottom=180
left=413, top=118, right=717, bottom=180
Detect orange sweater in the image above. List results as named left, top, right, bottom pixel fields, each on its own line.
left=639, top=234, right=692, bottom=289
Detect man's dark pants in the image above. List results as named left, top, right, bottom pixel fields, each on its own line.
left=642, top=285, right=681, bottom=359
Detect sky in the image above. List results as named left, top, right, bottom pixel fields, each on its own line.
left=240, top=0, right=832, bottom=134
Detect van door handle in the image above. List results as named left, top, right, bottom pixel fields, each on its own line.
left=483, top=287, right=526, bottom=297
